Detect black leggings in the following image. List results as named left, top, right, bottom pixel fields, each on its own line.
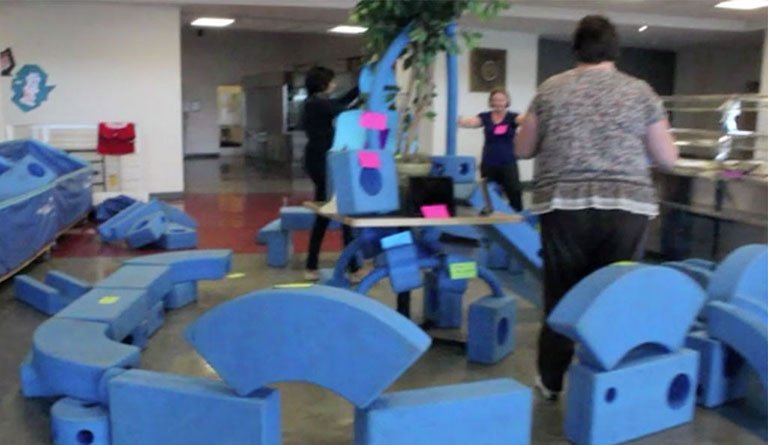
left=481, top=163, right=523, bottom=211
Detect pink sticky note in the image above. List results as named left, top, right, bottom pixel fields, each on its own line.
left=360, top=111, right=388, bottom=130
left=357, top=150, right=381, bottom=169
left=494, top=124, right=509, bottom=135
left=420, top=204, right=451, bottom=219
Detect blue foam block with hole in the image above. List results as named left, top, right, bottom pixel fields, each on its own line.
left=158, top=201, right=198, bottom=229
left=0, top=154, right=57, bottom=200
left=328, top=150, right=399, bottom=216
left=126, top=211, right=167, bottom=249
left=423, top=270, right=466, bottom=329
left=28, top=318, right=140, bottom=401
left=429, top=155, right=476, bottom=184
left=97, top=200, right=163, bottom=242
left=14, top=275, right=71, bottom=315
left=45, top=271, right=92, bottom=301
left=685, top=331, right=748, bottom=407
left=97, top=265, right=172, bottom=308
left=548, top=264, right=706, bottom=371
left=185, top=285, right=431, bottom=408
left=55, top=287, right=149, bottom=341
left=467, top=295, right=516, bottom=364
left=124, top=249, right=232, bottom=283
left=354, top=378, right=532, bottom=445
left=51, top=397, right=110, bottom=445
left=565, top=349, right=699, bottom=445
left=156, top=223, right=198, bottom=250
left=708, top=244, right=768, bottom=304
left=109, top=369, right=280, bottom=445
left=164, top=281, right=198, bottom=310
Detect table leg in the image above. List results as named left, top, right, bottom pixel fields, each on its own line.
left=396, top=291, right=411, bottom=318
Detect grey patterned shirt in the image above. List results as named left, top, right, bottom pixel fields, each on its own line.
left=528, top=68, right=666, bottom=216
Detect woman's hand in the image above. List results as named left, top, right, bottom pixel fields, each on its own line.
left=458, top=116, right=482, bottom=128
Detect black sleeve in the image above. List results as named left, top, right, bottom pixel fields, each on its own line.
left=328, top=86, right=360, bottom=117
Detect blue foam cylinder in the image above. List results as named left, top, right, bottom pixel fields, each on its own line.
left=328, top=150, right=399, bottom=216
left=51, top=397, right=110, bottom=445
left=467, top=295, right=517, bottom=364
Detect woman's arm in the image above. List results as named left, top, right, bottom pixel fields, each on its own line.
left=514, top=113, right=539, bottom=159
left=328, top=86, right=361, bottom=117
left=645, top=118, right=678, bottom=170
left=458, top=116, right=483, bottom=128
left=514, top=113, right=525, bottom=125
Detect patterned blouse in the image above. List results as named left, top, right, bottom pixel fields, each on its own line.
left=528, top=68, right=667, bottom=216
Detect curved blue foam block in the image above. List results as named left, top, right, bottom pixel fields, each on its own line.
left=15, top=275, right=70, bottom=315
left=548, top=264, right=706, bottom=371
left=328, top=150, right=400, bottom=216
left=685, top=332, right=748, bottom=408
left=683, top=258, right=716, bottom=270
left=185, top=285, right=431, bottom=407
left=708, top=244, right=768, bottom=304
left=97, top=265, right=172, bottom=308
left=706, top=301, right=768, bottom=391
left=97, top=200, right=163, bottom=242
left=51, top=397, right=109, bottom=445
left=0, top=154, right=57, bottom=200
left=156, top=223, right=198, bottom=250
left=126, top=212, right=167, bottom=249
left=429, top=155, right=476, bottom=184
left=30, top=318, right=140, bottom=401
left=662, top=262, right=712, bottom=291
left=354, top=378, right=532, bottom=445
left=164, top=281, right=198, bottom=309
left=467, top=295, right=517, bottom=364
left=124, top=249, right=232, bottom=283
left=55, top=287, right=149, bottom=341
left=45, top=271, right=92, bottom=300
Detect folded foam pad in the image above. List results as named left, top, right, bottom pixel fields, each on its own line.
left=0, top=154, right=57, bottom=200
left=155, top=223, right=198, bottom=250
left=124, top=250, right=232, bottom=283
left=55, top=288, right=149, bottom=341
left=96, top=265, right=172, bottom=308
left=708, top=244, right=768, bottom=304
left=706, top=301, right=768, bottom=391
left=354, top=379, right=532, bottom=445
left=14, top=275, right=71, bottom=315
left=185, top=285, right=431, bottom=408
left=158, top=201, right=198, bottom=228
left=51, top=397, right=110, bottom=445
left=30, top=318, right=140, bottom=401
left=548, top=264, right=706, bottom=371
left=109, top=369, right=280, bottom=445
left=45, top=270, right=92, bottom=300
left=126, top=212, right=167, bottom=249
left=97, top=200, right=163, bottom=242
left=279, top=206, right=341, bottom=231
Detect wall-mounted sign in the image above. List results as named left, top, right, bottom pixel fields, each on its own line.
left=1, top=48, right=15, bottom=76
left=11, top=64, right=55, bottom=112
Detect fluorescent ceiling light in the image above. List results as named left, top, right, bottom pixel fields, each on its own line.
left=329, top=25, right=368, bottom=34
left=715, top=0, right=768, bottom=10
left=191, top=17, right=235, bottom=28
left=638, top=25, right=648, bottom=32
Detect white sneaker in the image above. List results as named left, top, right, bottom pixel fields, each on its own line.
left=535, top=376, right=560, bottom=402
left=303, top=270, right=320, bottom=281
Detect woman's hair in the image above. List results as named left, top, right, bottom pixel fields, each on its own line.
left=305, top=66, right=335, bottom=95
left=572, top=15, right=620, bottom=64
left=488, top=88, right=511, bottom=108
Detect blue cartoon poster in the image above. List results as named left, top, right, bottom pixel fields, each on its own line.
left=11, top=64, right=55, bottom=112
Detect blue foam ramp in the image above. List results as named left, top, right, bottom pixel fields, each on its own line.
left=548, top=264, right=706, bottom=371
left=55, top=287, right=149, bottom=341
left=97, top=200, right=163, bottom=242
left=51, top=397, right=109, bottom=445
left=96, top=265, right=172, bottom=308
left=0, top=154, right=57, bottom=200
left=156, top=223, right=198, bottom=250
left=15, top=275, right=70, bottom=315
left=109, top=369, right=280, bottom=445
left=185, top=285, right=431, bottom=407
left=28, top=318, right=140, bottom=401
left=158, top=201, right=198, bottom=228
left=126, top=212, right=167, bottom=248
left=124, top=249, right=232, bottom=283
left=685, top=331, right=748, bottom=407
left=355, top=378, right=532, bottom=445
left=565, top=349, right=699, bottom=445
left=45, top=271, right=92, bottom=300
left=706, top=301, right=768, bottom=391
left=164, top=281, right=198, bottom=309
left=708, top=244, right=768, bottom=304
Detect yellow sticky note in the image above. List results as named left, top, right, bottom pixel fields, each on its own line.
left=274, top=283, right=314, bottom=289
left=613, top=261, right=638, bottom=267
left=99, top=296, right=120, bottom=305
left=449, top=261, right=478, bottom=280
left=227, top=272, right=246, bottom=279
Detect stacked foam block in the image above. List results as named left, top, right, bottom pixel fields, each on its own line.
left=97, top=199, right=198, bottom=250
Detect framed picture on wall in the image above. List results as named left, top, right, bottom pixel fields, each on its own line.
left=470, top=48, right=506, bottom=92
left=1, top=48, right=15, bottom=77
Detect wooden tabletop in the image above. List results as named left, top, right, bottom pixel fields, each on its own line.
left=303, top=201, right=521, bottom=228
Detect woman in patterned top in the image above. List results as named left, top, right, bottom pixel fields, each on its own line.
left=515, top=15, right=678, bottom=401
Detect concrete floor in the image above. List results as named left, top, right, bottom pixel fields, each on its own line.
left=0, top=156, right=766, bottom=444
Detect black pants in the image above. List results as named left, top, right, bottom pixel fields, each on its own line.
left=305, top=166, right=357, bottom=272
left=537, top=209, right=649, bottom=392
left=481, top=163, right=523, bottom=211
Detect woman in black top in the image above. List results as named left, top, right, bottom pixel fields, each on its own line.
left=302, top=66, right=359, bottom=280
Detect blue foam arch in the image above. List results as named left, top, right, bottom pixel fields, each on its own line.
left=548, top=264, right=706, bottom=371
left=124, top=249, right=232, bottom=283
left=708, top=244, right=768, bottom=304
left=185, top=285, right=431, bottom=408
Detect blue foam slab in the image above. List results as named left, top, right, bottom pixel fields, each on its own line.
left=662, top=262, right=712, bottom=291
left=45, top=271, right=92, bottom=300
left=467, top=295, right=516, bottom=364
left=15, top=275, right=70, bottom=315
left=126, top=211, right=167, bottom=248
left=565, top=349, right=699, bottom=445
left=164, top=281, right=198, bottom=310
left=55, top=287, right=149, bottom=341
left=328, top=150, right=400, bottom=216
left=437, top=224, right=483, bottom=241
left=185, top=285, right=431, bottom=407
left=30, top=318, right=140, bottom=401
left=109, top=369, right=280, bottom=445
left=51, top=397, right=110, bottom=445
left=0, top=154, right=57, bottom=200
left=96, top=264, right=172, bottom=308
left=158, top=201, right=198, bottom=229
left=685, top=332, right=748, bottom=407
left=124, top=250, right=233, bottom=283
left=380, top=230, right=413, bottom=250
left=706, top=301, right=768, bottom=391
left=548, top=264, right=706, bottom=371
left=708, top=244, right=768, bottom=304
left=429, top=155, right=476, bottom=184
left=355, top=378, right=532, bottom=445
left=156, top=223, right=198, bottom=250
left=423, top=270, right=466, bottom=329
left=97, top=200, right=163, bottom=242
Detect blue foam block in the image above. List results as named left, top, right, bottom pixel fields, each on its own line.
left=328, top=150, right=399, bottom=216
left=164, top=281, right=198, bottom=310
left=51, top=397, right=110, bottom=445
left=97, top=264, right=172, bottom=308
left=429, top=155, right=476, bottom=184
left=156, top=223, right=198, bottom=250
left=97, top=200, right=163, bottom=242
left=467, top=295, right=516, bottom=364
left=484, top=243, right=510, bottom=270
left=331, top=110, right=366, bottom=151
left=185, top=285, right=431, bottom=407
left=14, top=275, right=70, bottom=315
left=548, top=264, right=706, bottom=371
left=0, top=154, right=57, bottom=200
left=683, top=258, right=716, bottom=270
left=383, top=242, right=423, bottom=294
left=45, top=271, right=92, bottom=300
left=731, top=295, right=768, bottom=324
left=29, top=318, right=140, bottom=401
left=708, top=244, right=768, bottom=304
left=126, top=211, right=168, bottom=248
left=158, top=201, right=198, bottom=228
left=145, top=300, right=165, bottom=336
left=662, top=262, right=712, bottom=291
left=685, top=332, right=747, bottom=407
left=124, top=250, right=232, bottom=283
left=565, top=349, right=699, bottom=445
left=423, top=270, right=466, bottom=329
left=55, top=287, right=149, bottom=341
left=355, top=378, right=532, bottom=445
left=256, top=219, right=291, bottom=267
left=109, top=369, right=280, bottom=445
left=20, top=352, right=54, bottom=397
left=380, top=230, right=413, bottom=250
